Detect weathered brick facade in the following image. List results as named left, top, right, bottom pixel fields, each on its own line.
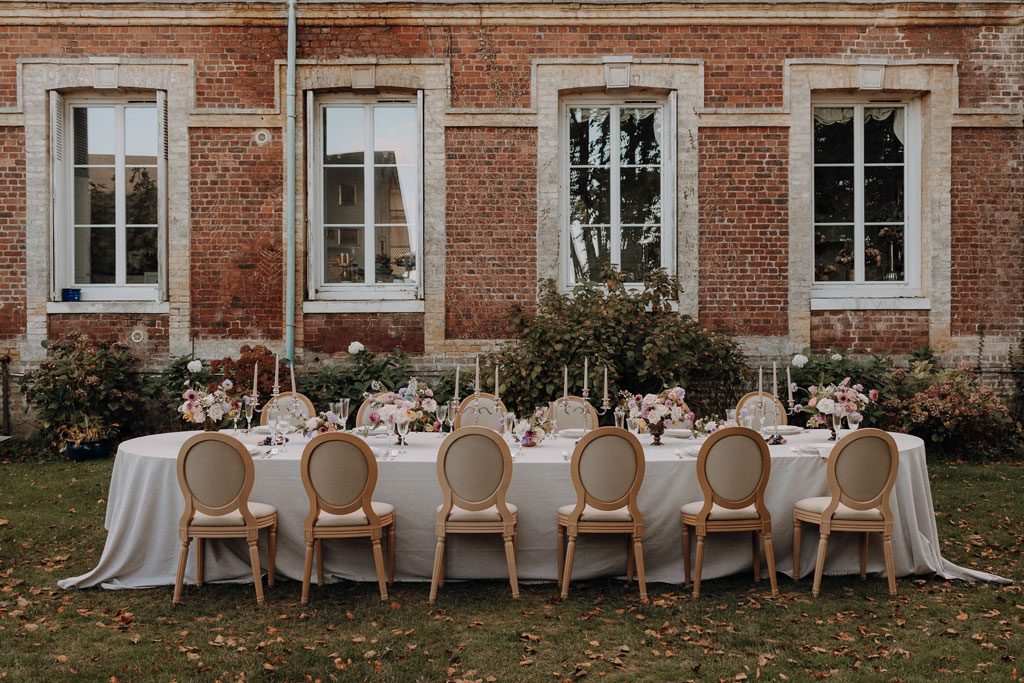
left=0, top=1, right=1020, bottom=386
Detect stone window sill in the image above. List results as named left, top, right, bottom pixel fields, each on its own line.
left=47, top=301, right=170, bottom=315
left=302, top=300, right=425, bottom=314
left=810, top=297, right=931, bottom=311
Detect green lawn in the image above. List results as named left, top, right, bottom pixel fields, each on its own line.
left=1, top=446, right=1021, bottom=681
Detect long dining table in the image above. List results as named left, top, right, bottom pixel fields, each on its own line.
left=59, top=426, right=1006, bottom=591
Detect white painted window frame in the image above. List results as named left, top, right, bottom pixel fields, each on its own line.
left=307, top=90, right=424, bottom=301
left=811, top=96, right=921, bottom=299
left=560, top=93, right=676, bottom=288
left=52, top=91, right=166, bottom=302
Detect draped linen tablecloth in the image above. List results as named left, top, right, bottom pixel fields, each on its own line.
left=59, top=428, right=1007, bottom=590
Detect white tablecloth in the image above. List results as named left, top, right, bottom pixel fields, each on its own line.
left=59, top=428, right=1007, bottom=590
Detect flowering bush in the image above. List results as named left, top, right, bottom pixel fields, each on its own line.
left=788, top=347, right=892, bottom=425
left=301, top=348, right=411, bottom=408
left=622, top=387, right=693, bottom=430
left=363, top=379, right=441, bottom=432
left=210, top=345, right=279, bottom=399
left=19, top=334, right=140, bottom=451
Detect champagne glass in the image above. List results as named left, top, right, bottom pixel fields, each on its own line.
left=848, top=411, right=863, bottom=431
left=266, top=402, right=281, bottom=456
left=338, top=398, right=351, bottom=431
left=437, top=403, right=449, bottom=433
left=626, top=416, right=638, bottom=435
left=726, top=408, right=737, bottom=425
left=832, top=408, right=844, bottom=435
left=503, top=412, right=516, bottom=441
left=397, top=416, right=410, bottom=455
left=245, top=399, right=255, bottom=433
left=551, top=411, right=560, bottom=439
left=614, top=409, right=625, bottom=429
left=384, top=416, right=397, bottom=460
left=756, top=399, right=768, bottom=434
left=447, top=399, right=459, bottom=431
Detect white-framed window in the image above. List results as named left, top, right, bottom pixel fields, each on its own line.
left=811, top=98, right=920, bottom=297
left=51, top=91, right=166, bottom=301
left=306, top=91, right=423, bottom=300
left=561, top=95, right=675, bottom=286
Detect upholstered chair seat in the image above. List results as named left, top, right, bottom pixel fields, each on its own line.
left=680, top=501, right=759, bottom=521
left=315, top=501, right=396, bottom=527
left=557, top=503, right=632, bottom=522
left=192, top=502, right=277, bottom=526
left=793, top=497, right=883, bottom=521
left=440, top=503, right=519, bottom=522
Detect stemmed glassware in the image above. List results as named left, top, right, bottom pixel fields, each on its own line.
left=266, top=402, right=282, bottom=456
left=329, top=398, right=351, bottom=431
left=244, top=399, right=255, bottom=433
left=756, top=398, right=768, bottom=434
left=726, top=408, right=737, bottom=426
left=613, top=408, right=625, bottom=429
left=396, top=416, right=410, bottom=455
left=437, top=403, right=449, bottom=433
left=831, top=408, right=844, bottom=436
left=848, top=411, right=863, bottom=431
left=503, top=411, right=517, bottom=460
left=447, top=399, right=459, bottom=431
left=626, top=416, right=638, bottom=435
left=383, top=416, right=397, bottom=460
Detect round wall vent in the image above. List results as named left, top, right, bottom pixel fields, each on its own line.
left=253, top=129, right=271, bottom=146
left=129, top=329, right=147, bottom=344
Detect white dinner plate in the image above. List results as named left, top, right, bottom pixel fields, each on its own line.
left=557, top=428, right=585, bottom=439
left=762, top=425, right=803, bottom=436
left=665, top=428, right=693, bottom=438
left=252, top=425, right=272, bottom=435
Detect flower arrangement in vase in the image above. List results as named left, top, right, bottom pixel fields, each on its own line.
left=792, top=377, right=876, bottom=439
left=177, top=371, right=249, bottom=431
left=363, top=379, right=441, bottom=433
left=514, top=407, right=549, bottom=447
left=622, top=387, right=691, bottom=445
left=301, top=410, right=345, bottom=437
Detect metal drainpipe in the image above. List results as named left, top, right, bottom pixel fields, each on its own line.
left=284, top=0, right=297, bottom=362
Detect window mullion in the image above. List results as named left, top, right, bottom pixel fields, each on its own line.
left=853, top=104, right=865, bottom=283
left=610, top=106, right=621, bottom=269
left=364, top=105, right=375, bottom=286
left=115, top=104, right=127, bottom=286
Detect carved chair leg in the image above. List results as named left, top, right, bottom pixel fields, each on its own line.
left=195, top=538, right=204, bottom=587
left=763, top=532, right=779, bottom=598
left=301, top=540, right=314, bottom=604
left=693, top=536, right=706, bottom=598
left=632, top=535, right=647, bottom=601
left=372, top=538, right=388, bottom=600
left=504, top=533, right=520, bottom=599
left=681, top=522, right=691, bottom=585
left=173, top=540, right=190, bottom=605
left=429, top=538, right=445, bottom=603
left=883, top=534, right=897, bottom=595
left=248, top=540, right=265, bottom=605
left=561, top=535, right=577, bottom=600
left=811, top=533, right=829, bottom=598
left=792, top=519, right=802, bottom=581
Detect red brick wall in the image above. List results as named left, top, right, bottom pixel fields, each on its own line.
left=190, top=128, right=284, bottom=339
left=950, top=127, right=1024, bottom=337
left=810, top=310, right=930, bottom=354
left=698, top=127, right=789, bottom=335
left=47, top=313, right=169, bottom=356
left=304, top=313, right=424, bottom=356
left=445, top=127, right=537, bottom=340
left=0, top=126, right=25, bottom=340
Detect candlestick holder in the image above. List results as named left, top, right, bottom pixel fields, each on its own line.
left=464, top=390, right=501, bottom=428
left=766, top=394, right=785, bottom=445
left=559, top=386, right=613, bottom=434
left=267, top=384, right=284, bottom=454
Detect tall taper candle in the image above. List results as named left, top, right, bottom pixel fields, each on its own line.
left=772, top=361, right=777, bottom=398
left=494, top=365, right=499, bottom=402
left=603, top=366, right=608, bottom=402
left=787, top=366, right=793, bottom=403
left=290, top=359, right=297, bottom=395
left=583, top=357, right=588, bottom=392
left=563, top=366, right=568, bottom=398
left=758, top=365, right=762, bottom=396
left=454, top=366, right=460, bottom=401
left=252, top=361, right=259, bottom=397
left=475, top=355, right=480, bottom=392
left=274, top=354, right=279, bottom=390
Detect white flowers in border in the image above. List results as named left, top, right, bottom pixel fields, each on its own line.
left=348, top=341, right=365, bottom=355
left=187, top=359, right=203, bottom=374
left=791, top=354, right=808, bottom=368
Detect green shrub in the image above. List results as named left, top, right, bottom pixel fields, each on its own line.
left=19, top=334, right=140, bottom=449
left=492, top=269, right=749, bottom=418
left=300, top=349, right=411, bottom=410
left=788, top=346, right=894, bottom=425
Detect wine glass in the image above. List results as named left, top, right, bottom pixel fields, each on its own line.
left=396, top=416, right=410, bottom=455
left=244, top=399, right=255, bottom=433
left=338, top=398, right=350, bottom=431
left=848, top=411, right=863, bottom=431
left=726, top=408, right=738, bottom=425
left=266, top=402, right=281, bottom=456
left=437, top=403, right=449, bottom=433
left=503, top=412, right=516, bottom=441
left=551, top=411, right=560, bottom=439
left=831, top=408, right=844, bottom=436
left=626, top=416, right=638, bottom=434
left=447, top=399, right=459, bottom=431
left=613, top=409, right=625, bottom=429
left=756, top=398, right=768, bottom=434
left=384, top=416, right=397, bottom=460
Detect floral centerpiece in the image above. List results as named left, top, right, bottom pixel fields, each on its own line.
left=302, top=410, right=345, bottom=436
left=621, top=387, right=692, bottom=445
left=514, top=407, right=549, bottom=447
left=177, top=373, right=249, bottom=431
left=363, top=379, right=441, bottom=433
left=793, top=377, right=877, bottom=439
left=692, top=414, right=725, bottom=437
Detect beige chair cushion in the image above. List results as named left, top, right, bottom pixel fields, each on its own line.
left=681, top=500, right=759, bottom=520
left=191, top=501, right=276, bottom=526
left=439, top=503, right=517, bottom=522
left=315, top=501, right=395, bottom=527
left=794, top=496, right=883, bottom=521
left=558, top=503, right=632, bottom=522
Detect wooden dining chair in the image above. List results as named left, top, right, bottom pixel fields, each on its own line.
left=736, top=391, right=788, bottom=426
left=558, top=427, right=647, bottom=600
left=260, top=391, right=315, bottom=428
left=173, top=432, right=277, bottom=605
left=452, top=393, right=508, bottom=432
left=793, top=428, right=900, bottom=597
left=549, top=396, right=600, bottom=431
left=430, top=426, right=519, bottom=602
left=681, top=426, right=778, bottom=598
left=299, top=432, right=396, bottom=603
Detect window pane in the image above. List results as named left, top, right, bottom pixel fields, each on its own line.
left=814, top=166, right=854, bottom=223
left=620, top=168, right=661, bottom=224
left=569, top=107, right=610, bottom=166
left=814, top=225, right=855, bottom=282
left=865, top=225, right=905, bottom=281
left=74, top=227, right=116, bottom=284
left=813, top=107, right=853, bottom=164
left=373, top=106, right=417, bottom=165
left=73, top=167, right=116, bottom=225
left=73, top=107, right=115, bottom=165
left=124, top=107, right=157, bottom=165
left=864, top=108, right=904, bottom=163
left=621, top=225, right=660, bottom=282
left=323, top=167, right=364, bottom=224
left=375, top=224, right=416, bottom=284
left=568, top=224, right=611, bottom=282
left=126, top=227, right=158, bottom=283
left=323, top=107, right=364, bottom=164
left=620, top=108, right=661, bottom=165
left=864, top=166, right=904, bottom=222
left=323, top=227, right=365, bottom=283
left=568, top=168, right=609, bottom=225
left=373, top=166, right=417, bottom=226
left=125, top=167, right=158, bottom=225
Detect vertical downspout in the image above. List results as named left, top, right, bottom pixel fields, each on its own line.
left=284, top=0, right=297, bottom=361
